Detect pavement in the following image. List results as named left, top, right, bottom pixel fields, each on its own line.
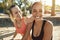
left=0, top=27, right=22, bottom=40
left=0, top=26, right=60, bottom=40
left=53, top=26, right=60, bottom=40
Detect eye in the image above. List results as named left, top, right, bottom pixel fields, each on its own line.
left=15, top=12, right=18, bottom=14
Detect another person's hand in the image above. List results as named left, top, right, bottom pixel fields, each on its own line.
left=26, top=15, right=35, bottom=23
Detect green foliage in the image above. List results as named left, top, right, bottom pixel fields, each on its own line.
left=0, top=0, right=32, bottom=16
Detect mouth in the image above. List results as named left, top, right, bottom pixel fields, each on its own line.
left=36, top=16, right=40, bottom=19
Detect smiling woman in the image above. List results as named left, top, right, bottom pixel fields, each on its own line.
left=22, top=2, right=53, bottom=40
left=9, top=5, right=27, bottom=40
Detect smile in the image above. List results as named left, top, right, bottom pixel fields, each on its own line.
left=36, top=16, right=40, bottom=18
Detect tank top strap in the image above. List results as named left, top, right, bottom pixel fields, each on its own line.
left=32, top=20, right=35, bottom=36
left=32, top=20, right=35, bottom=32
left=39, top=20, right=46, bottom=38
left=41, top=20, right=46, bottom=30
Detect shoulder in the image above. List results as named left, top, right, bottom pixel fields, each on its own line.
left=22, top=17, right=28, bottom=23
left=43, top=19, right=53, bottom=26
left=43, top=20, right=53, bottom=39
left=21, top=17, right=27, bottom=25
left=43, top=19, right=53, bottom=30
left=46, top=20, right=53, bottom=26
left=21, top=17, right=24, bottom=22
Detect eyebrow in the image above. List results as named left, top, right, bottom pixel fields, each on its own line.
left=33, top=9, right=42, bottom=11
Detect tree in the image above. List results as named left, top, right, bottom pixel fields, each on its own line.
left=51, top=0, right=56, bottom=16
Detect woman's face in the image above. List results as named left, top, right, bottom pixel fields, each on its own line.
left=32, top=3, right=42, bottom=19
left=11, top=5, right=22, bottom=20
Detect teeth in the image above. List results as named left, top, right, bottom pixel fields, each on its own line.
left=36, top=17, right=40, bottom=18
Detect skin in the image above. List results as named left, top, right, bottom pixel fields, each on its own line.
left=10, top=5, right=24, bottom=39
left=10, top=5, right=22, bottom=21
left=10, top=5, right=30, bottom=40
left=22, top=2, right=53, bottom=40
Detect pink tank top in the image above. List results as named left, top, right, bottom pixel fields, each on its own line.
left=13, top=18, right=26, bottom=34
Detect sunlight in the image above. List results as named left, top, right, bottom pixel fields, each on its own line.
left=56, top=0, right=60, bottom=5
left=29, top=0, right=60, bottom=6
left=45, top=0, right=60, bottom=6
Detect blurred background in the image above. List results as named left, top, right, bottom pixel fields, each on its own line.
left=0, top=0, right=60, bottom=40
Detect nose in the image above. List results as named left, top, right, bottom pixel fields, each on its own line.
left=36, top=11, right=39, bottom=15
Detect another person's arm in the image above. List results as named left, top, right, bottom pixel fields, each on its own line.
left=43, top=20, right=53, bottom=40
left=22, top=22, right=32, bottom=40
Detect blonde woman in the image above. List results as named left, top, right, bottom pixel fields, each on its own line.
left=9, top=5, right=26, bottom=40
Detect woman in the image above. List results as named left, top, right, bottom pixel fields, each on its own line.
left=9, top=5, right=27, bottom=39
left=22, top=2, right=53, bottom=40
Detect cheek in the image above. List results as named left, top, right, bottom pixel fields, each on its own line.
left=12, top=13, right=17, bottom=18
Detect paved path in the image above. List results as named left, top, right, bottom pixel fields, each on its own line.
left=0, top=27, right=22, bottom=40
left=53, top=26, right=60, bottom=40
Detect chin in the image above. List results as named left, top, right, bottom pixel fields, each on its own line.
left=16, top=18, right=20, bottom=20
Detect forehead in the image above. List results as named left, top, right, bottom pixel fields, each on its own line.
left=32, top=4, right=42, bottom=10
left=11, top=6, right=20, bottom=12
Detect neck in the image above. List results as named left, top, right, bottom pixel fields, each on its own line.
left=15, top=18, right=22, bottom=23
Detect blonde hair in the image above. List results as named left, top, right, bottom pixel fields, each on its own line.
left=32, top=2, right=42, bottom=8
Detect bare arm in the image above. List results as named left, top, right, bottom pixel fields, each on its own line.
left=43, top=20, right=53, bottom=40
left=22, top=22, right=32, bottom=40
